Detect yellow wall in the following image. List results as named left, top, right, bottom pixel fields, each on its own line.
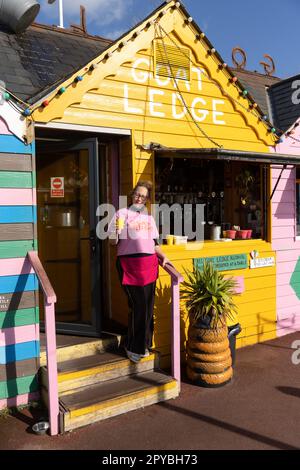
left=155, top=240, right=276, bottom=367
left=32, top=2, right=277, bottom=363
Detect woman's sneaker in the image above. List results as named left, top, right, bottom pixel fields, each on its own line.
left=140, top=349, right=150, bottom=358
left=125, top=348, right=141, bottom=363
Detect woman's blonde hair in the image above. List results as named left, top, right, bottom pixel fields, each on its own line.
left=131, top=180, right=153, bottom=200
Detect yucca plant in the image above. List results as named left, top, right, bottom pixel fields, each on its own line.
left=181, top=261, right=237, bottom=329
left=182, top=261, right=238, bottom=386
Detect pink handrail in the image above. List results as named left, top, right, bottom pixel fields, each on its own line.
left=27, top=251, right=59, bottom=436
left=159, top=260, right=183, bottom=386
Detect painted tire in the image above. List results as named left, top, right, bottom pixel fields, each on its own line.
left=187, top=365, right=233, bottom=385
left=188, top=338, right=230, bottom=354
left=187, top=356, right=232, bottom=373
left=188, top=325, right=228, bottom=343
left=186, top=346, right=231, bottom=363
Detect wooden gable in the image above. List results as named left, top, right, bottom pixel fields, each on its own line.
left=32, top=1, right=276, bottom=153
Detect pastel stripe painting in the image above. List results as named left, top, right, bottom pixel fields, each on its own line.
left=0, top=391, right=39, bottom=410
left=0, top=189, right=34, bottom=206
left=0, top=273, right=38, bottom=294
left=0, top=324, right=38, bottom=347
left=0, top=206, right=37, bottom=223
left=0, top=374, right=39, bottom=399
left=0, top=171, right=33, bottom=188
left=0, top=341, right=40, bottom=364
left=0, top=257, right=34, bottom=276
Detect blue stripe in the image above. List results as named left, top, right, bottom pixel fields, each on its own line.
left=0, top=341, right=40, bottom=364
left=0, top=135, right=33, bottom=154
left=0, top=206, right=36, bottom=223
left=0, top=274, right=38, bottom=294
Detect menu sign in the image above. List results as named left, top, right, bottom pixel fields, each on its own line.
left=194, top=254, right=248, bottom=271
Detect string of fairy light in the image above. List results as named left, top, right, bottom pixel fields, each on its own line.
left=0, top=0, right=298, bottom=146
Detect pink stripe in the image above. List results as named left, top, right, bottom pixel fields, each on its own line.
left=277, top=251, right=300, bottom=262
left=271, top=178, right=294, bottom=191
left=277, top=306, right=300, bottom=320
left=32, top=190, right=36, bottom=206
left=276, top=261, right=297, bottom=273
left=0, top=188, right=34, bottom=206
left=0, top=118, right=11, bottom=135
left=273, top=240, right=295, bottom=250
left=272, top=226, right=295, bottom=239
left=277, top=314, right=300, bottom=336
left=271, top=165, right=294, bottom=177
left=277, top=274, right=293, bottom=285
left=272, top=217, right=295, bottom=227
left=0, top=324, right=38, bottom=346
left=272, top=191, right=295, bottom=204
left=277, top=294, right=300, bottom=309
left=0, top=257, right=34, bottom=276
left=0, top=392, right=39, bottom=411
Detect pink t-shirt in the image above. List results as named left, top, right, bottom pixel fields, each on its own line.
left=109, top=207, right=159, bottom=256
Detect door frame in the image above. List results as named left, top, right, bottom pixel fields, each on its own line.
left=36, top=137, right=102, bottom=337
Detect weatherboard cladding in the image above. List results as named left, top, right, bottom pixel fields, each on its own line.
left=268, top=75, right=300, bottom=132
left=0, top=120, right=39, bottom=404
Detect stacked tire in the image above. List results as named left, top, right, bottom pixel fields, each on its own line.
left=186, top=324, right=233, bottom=387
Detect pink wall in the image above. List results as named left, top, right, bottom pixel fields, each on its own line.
left=0, top=117, right=11, bottom=135
left=272, top=118, right=300, bottom=336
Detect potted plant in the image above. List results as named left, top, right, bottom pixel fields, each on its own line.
left=181, top=261, right=238, bottom=387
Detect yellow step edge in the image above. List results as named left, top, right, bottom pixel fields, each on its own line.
left=58, top=354, right=155, bottom=383
left=69, top=380, right=178, bottom=419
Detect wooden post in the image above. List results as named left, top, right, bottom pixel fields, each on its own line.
left=171, top=280, right=181, bottom=386
left=44, top=300, right=59, bottom=436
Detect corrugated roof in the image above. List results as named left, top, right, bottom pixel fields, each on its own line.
left=230, top=68, right=281, bottom=117
left=0, top=22, right=111, bottom=103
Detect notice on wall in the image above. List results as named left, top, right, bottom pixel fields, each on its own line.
left=51, top=177, right=64, bottom=198
left=250, top=257, right=275, bottom=269
left=194, top=254, right=248, bottom=271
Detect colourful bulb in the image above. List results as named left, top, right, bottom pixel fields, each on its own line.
left=58, top=87, right=66, bottom=94
left=23, top=108, right=31, bottom=116
left=74, top=76, right=83, bottom=83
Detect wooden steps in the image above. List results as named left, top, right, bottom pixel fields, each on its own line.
left=59, top=371, right=178, bottom=432
left=40, top=335, right=121, bottom=367
left=40, top=336, right=179, bottom=433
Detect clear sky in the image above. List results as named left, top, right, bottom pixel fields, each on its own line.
left=37, top=0, right=300, bottom=79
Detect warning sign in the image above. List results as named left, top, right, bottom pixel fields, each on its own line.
left=51, top=177, right=64, bottom=198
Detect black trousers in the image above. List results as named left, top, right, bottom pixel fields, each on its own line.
left=116, top=257, right=156, bottom=355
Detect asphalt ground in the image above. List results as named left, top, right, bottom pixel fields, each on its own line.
left=0, top=331, right=300, bottom=451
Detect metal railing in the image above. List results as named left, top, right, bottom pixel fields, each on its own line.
left=159, top=260, right=184, bottom=385
left=27, top=251, right=58, bottom=436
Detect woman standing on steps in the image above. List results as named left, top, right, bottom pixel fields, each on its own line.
left=109, top=181, right=171, bottom=363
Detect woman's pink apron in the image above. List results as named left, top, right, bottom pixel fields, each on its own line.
left=119, top=254, right=159, bottom=286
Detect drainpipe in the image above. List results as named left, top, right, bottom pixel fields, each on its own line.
left=48, top=0, right=64, bottom=29
left=0, top=0, right=40, bottom=34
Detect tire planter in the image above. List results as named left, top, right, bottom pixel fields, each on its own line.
left=186, top=322, right=233, bottom=387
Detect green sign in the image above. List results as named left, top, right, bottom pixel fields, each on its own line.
left=194, top=253, right=248, bottom=271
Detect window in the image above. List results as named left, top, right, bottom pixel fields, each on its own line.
left=155, top=156, right=265, bottom=241
left=155, top=42, right=190, bottom=81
